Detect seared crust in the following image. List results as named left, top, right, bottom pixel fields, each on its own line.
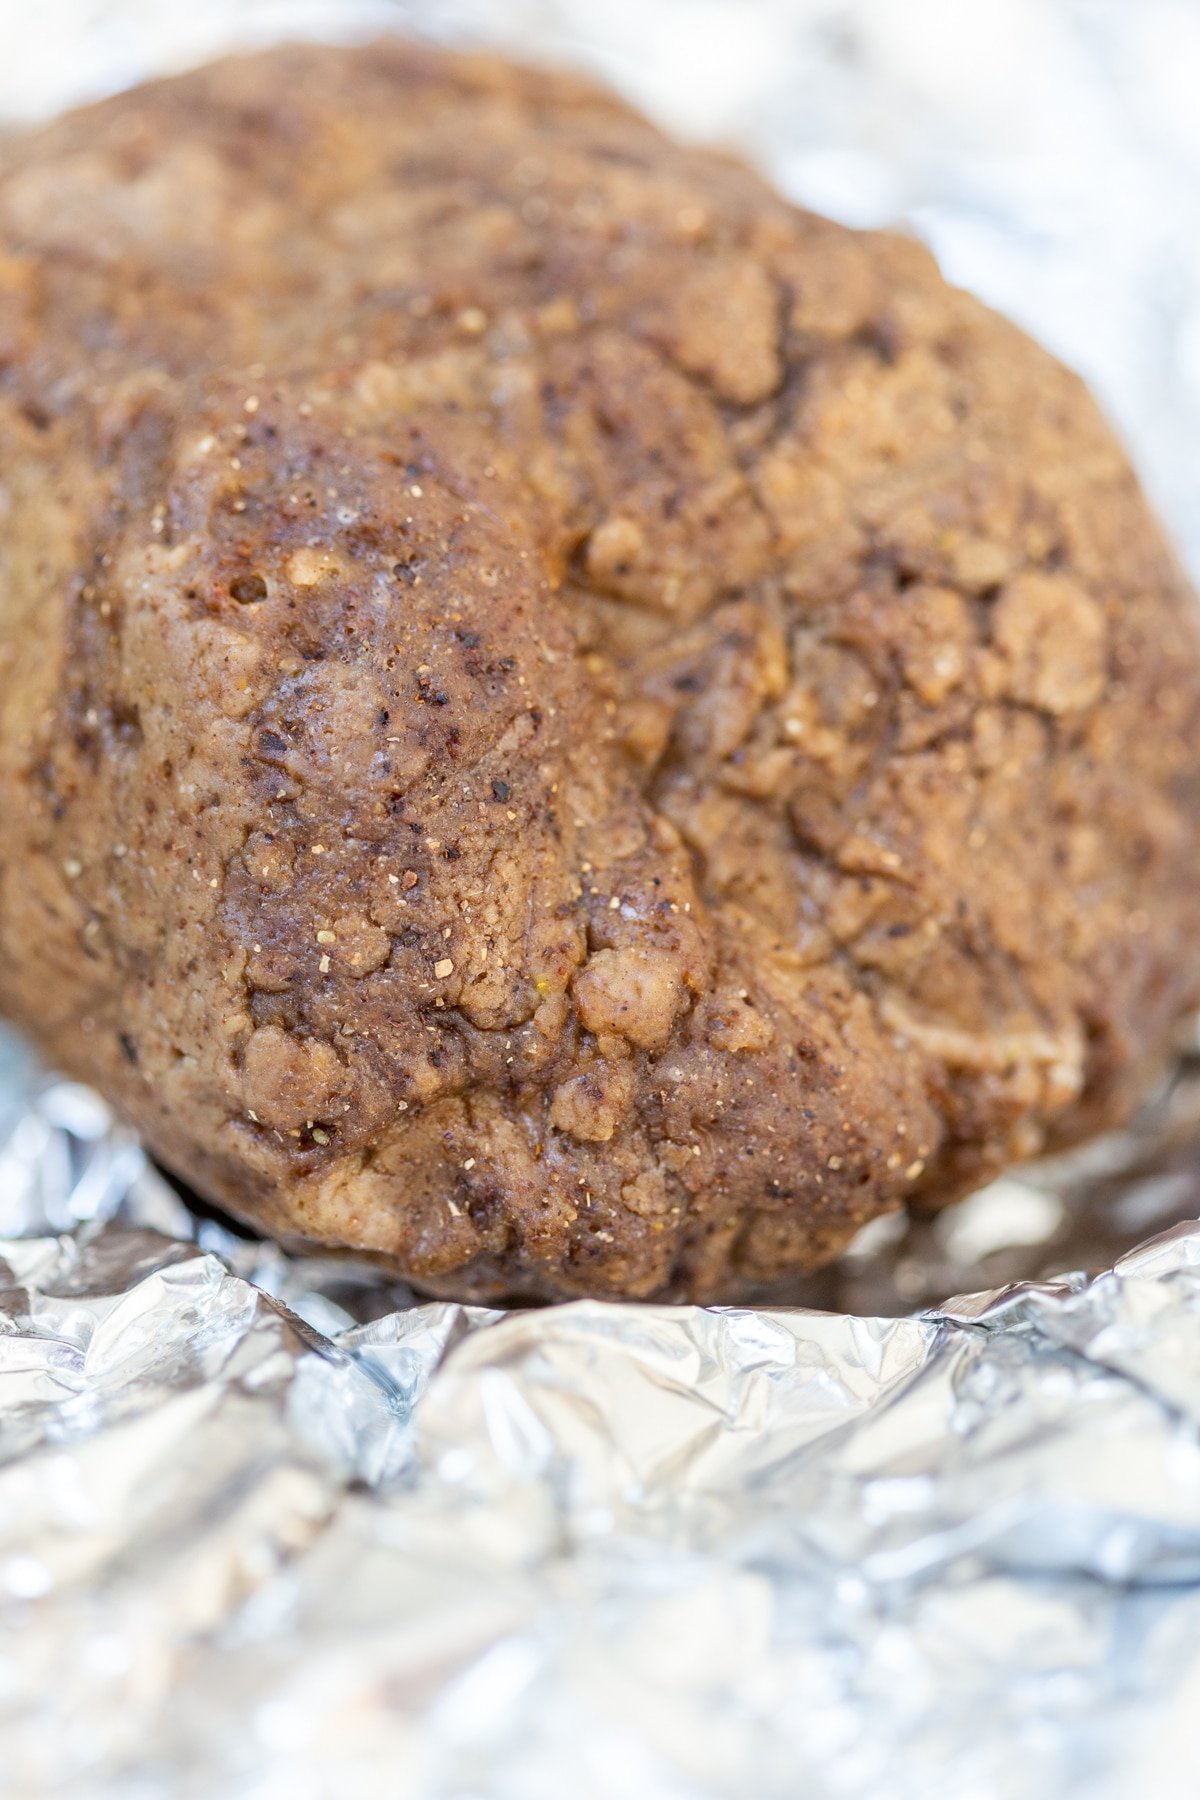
left=1, top=42, right=1199, bottom=1298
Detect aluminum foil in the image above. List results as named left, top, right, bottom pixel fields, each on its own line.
left=7, top=2, right=1200, bottom=1796
left=6, top=1075, right=1200, bottom=1800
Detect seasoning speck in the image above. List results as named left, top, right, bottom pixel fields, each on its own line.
left=434, top=957, right=455, bottom=979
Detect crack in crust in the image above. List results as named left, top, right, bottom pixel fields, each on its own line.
left=1, top=40, right=1199, bottom=1300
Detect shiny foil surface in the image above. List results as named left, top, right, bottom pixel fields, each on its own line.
left=6, top=1075, right=1200, bottom=1800
left=6, top=3, right=1200, bottom=1796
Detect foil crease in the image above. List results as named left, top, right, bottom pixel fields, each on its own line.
left=5, top=1080, right=1200, bottom=1799
left=7, top=3, right=1200, bottom=1796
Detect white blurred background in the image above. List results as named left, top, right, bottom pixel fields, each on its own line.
left=1, top=0, right=1199, bottom=578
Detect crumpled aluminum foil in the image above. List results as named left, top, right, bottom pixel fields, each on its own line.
left=7, top=2, right=1200, bottom=1795
left=6, top=1076, right=1200, bottom=1800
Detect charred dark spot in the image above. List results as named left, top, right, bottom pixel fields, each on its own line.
left=491, top=778, right=511, bottom=802
left=229, top=572, right=268, bottom=604
left=108, top=699, right=143, bottom=749
left=857, top=315, right=902, bottom=365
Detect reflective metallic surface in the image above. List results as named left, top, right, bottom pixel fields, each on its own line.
left=5, top=1078, right=1200, bottom=1797
left=5, top=3, right=1200, bottom=1794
